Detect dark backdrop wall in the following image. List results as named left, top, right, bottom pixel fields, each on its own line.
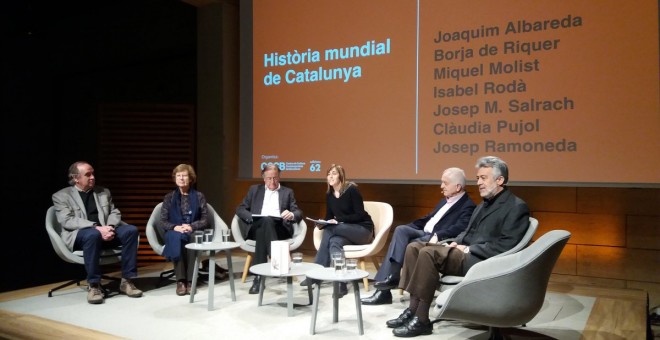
left=2, top=1, right=197, bottom=292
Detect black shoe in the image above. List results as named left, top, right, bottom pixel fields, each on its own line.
left=361, top=289, right=393, bottom=305
left=392, top=316, right=433, bottom=337
left=249, top=275, right=261, bottom=294
left=374, top=274, right=400, bottom=290
left=333, top=282, right=348, bottom=299
left=386, top=308, right=414, bottom=328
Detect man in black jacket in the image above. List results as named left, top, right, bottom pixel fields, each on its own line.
left=236, top=164, right=303, bottom=294
left=388, top=156, right=530, bottom=337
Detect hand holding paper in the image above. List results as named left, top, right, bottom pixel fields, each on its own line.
left=281, top=209, right=294, bottom=221
left=305, top=217, right=338, bottom=229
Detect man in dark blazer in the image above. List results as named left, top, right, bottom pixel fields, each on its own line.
left=236, top=164, right=304, bottom=294
left=52, top=161, right=143, bottom=304
left=388, top=156, right=530, bottom=337
left=361, top=167, right=476, bottom=305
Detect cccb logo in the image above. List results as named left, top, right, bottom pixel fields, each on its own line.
left=260, top=162, right=285, bottom=170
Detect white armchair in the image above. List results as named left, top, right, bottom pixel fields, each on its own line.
left=313, top=201, right=394, bottom=291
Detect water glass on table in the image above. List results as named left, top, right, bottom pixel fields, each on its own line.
left=221, top=229, right=231, bottom=242
left=291, top=252, right=303, bottom=265
left=203, top=229, right=214, bottom=243
left=194, top=231, right=204, bottom=244
left=346, top=258, right=358, bottom=274
left=331, top=251, right=345, bottom=275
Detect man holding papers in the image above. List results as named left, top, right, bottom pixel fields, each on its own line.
left=236, top=164, right=303, bottom=294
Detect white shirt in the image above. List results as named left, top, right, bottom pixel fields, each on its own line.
left=423, top=191, right=466, bottom=234
left=260, top=184, right=281, bottom=217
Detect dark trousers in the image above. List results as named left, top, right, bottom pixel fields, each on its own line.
left=314, top=223, right=374, bottom=267
left=399, top=242, right=465, bottom=303
left=374, top=224, right=430, bottom=282
left=74, top=224, right=139, bottom=284
left=247, top=217, right=292, bottom=265
left=164, top=230, right=197, bottom=281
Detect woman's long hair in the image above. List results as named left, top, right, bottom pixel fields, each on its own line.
left=326, top=164, right=355, bottom=195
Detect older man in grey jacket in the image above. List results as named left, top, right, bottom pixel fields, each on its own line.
left=52, top=161, right=142, bottom=304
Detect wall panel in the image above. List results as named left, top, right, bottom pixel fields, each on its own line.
left=98, top=103, right=196, bottom=264
left=578, top=245, right=660, bottom=283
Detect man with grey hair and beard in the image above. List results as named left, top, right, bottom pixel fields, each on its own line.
left=388, top=156, right=530, bottom=337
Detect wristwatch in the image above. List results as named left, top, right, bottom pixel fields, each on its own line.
left=463, top=246, right=470, bottom=254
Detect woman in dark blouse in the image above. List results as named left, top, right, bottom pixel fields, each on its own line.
left=155, top=164, right=209, bottom=296
left=302, top=164, right=374, bottom=296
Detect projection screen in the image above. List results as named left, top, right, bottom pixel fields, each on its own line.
left=239, top=0, right=660, bottom=187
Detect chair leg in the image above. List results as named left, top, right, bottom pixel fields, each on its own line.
left=48, top=279, right=81, bottom=297
left=159, top=269, right=175, bottom=280
left=156, top=268, right=176, bottom=287
left=241, top=254, right=253, bottom=283
left=359, top=260, right=369, bottom=291
left=488, top=326, right=503, bottom=340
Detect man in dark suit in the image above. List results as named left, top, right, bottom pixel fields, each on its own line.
left=52, top=161, right=143, bottom=304
left=236, top=164, right=304, bottom=294
left=361, top=167, right=476, bottom=305
left=388, top=156, right=530, bottom=337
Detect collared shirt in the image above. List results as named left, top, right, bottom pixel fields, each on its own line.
left=423, top=191, right=466, bottom=233
left=260, top=184, right=281, bottom=217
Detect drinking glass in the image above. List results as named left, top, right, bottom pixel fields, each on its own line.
left=291, top=252, right=303, bottom=265
left=331, top=251, right=345, bottom=275
left=346, top=258, right=358, bottom=274
left=203, top=229, right=214, bottom=243
left=330, top=251, right=342, bottom=266
left=194, top=231, right=204, bottom=245
left=221, top=229, right=231, bottom=243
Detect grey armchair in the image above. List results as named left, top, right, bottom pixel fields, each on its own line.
left=431, top=229, right=571, bottom=339
left=438, top=216, right=539, bottom=290
left=45, top=206, right=125, bottom=297
left=145, top=202, right=229, bottom=281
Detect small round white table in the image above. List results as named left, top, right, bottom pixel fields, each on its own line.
left=249, top=262, right=323, bottom=316
left=304, top=267, right=369, bottom=335
left=185, top=241, right=239, bottom=311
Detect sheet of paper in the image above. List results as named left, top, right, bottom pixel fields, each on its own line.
left=305, top=217, right=338, bottom=225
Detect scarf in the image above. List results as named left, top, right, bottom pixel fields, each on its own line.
left=163, top=188, right=199, bottom=261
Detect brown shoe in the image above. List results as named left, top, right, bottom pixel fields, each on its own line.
left=120, top=278, right=143, bottom=298
left=176, top=281, right=187, bottom=296
left=87, top=283, right=104, bottom=304
left=186, top=281, right=194, bottom=295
